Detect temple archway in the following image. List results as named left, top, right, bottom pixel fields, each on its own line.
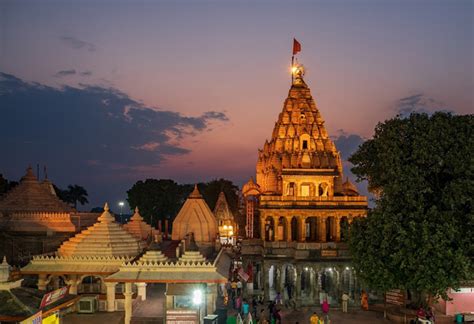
left=265, top=217, right=275, bottom=241
left=305, top=217, right=318, bottom=242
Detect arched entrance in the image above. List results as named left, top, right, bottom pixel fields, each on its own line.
left=326, top=217, right=335, bottom=242
left=265, top=217, right=275, bottom=241
left=277, top=217, right=288, bottom=241
left=305, top=217, right=318, bottom=242
left=340, top=216, right=349, bottom=241
left=281, top=264, right=296, bottom=300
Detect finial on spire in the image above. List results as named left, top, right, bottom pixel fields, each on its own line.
left=104, top=202, right=109, bottom=211
left=135, top=206, right=139, bottom=213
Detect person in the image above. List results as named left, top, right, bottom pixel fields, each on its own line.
left=242, top=299, right=249, bottom=317
left=258, top=309, right=268, bottom=324
left=342, top=292, right=349, bottom=313
left=273, top=308, right=281, bottom=324
left=275, top=292, right=282, bottom=305
left=235, top=295, right=242, bottom=313
left=310, top=312, right=319, bottom=324
left=322, top=298, right=330, bottom=315
left=361, top=290, right=369, bottom=311
left=268, top=301, right=275, bottom=322
left=426, top=306, right=435, bottom=323
left=252, top=296, right=258, bottom=318
left=231, top=280, right=238, bottom=298
left=237, top=280, right=243, bottom=296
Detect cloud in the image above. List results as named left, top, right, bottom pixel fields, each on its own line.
left=59, top=36, right=96, bottom=52
left=332, top=130, right=365, bottom=160
left=54, top=69, right=76, bottom=77
left=395, top=93, right=452, bottom=118
left=0, top=72, right=228, bottom=177
left=80, top=71, right=92, bottom=77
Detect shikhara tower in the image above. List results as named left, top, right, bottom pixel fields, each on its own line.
left=245, top=61, right=367, bottom=243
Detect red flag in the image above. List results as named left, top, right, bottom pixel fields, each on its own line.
left=293, top=38, right=301, bottom=55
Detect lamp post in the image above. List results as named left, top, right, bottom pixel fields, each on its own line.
left=118, top=201, right=124, bottom=224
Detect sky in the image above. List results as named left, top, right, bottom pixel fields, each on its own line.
left=0, top=0, right=472, bottom=210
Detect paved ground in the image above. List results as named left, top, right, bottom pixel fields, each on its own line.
left=64, top=307, right=389, bottom=324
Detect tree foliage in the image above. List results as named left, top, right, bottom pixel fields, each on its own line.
left=0, top=174, right=18, bottom=196
left=126, top=178, right=240, bottom=229
left=348, top=112, right=473, bottom=300
left=54, top=184, right=89, bottom=209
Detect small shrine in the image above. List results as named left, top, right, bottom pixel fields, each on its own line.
left=21, top=203, right=143, bottom=296
left=171, top=185, right=217, bottom=244
left=123, top=206, right=157, bottom=242
left=213, top=191, right=237, bottom=244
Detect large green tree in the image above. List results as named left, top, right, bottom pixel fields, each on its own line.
left=126, top=178, right=240, bottom=229
left=348, top=112, right=473, bottom=301
left=127, top=179, right=192, bottom=227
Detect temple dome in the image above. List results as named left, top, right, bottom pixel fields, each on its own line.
left=123, top=207, right=156, bottom=241
left=57, top=203, right=143, bottom=257
left=171, top=185, right=218, bottom=243
left=0, top=166, right=74, bottom=213
left=342, top=178, right=359, bottom=196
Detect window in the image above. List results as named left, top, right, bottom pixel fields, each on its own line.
left=301, top=184, right=310, bottom=197
left=288, top=182, right=295, bottom=196
left=302, top=140, right=308, bottom=150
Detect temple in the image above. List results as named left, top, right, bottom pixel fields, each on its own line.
left=241, top=61, right=368, bottom=306
left=0, top=167, right=99, bottom=264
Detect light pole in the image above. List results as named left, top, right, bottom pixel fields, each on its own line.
left=118, top=201, right=124, bottom=224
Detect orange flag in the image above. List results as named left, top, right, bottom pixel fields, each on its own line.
left=293, top=38, right=301, bottom=55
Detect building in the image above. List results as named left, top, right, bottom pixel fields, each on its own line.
left=241, top=61, right=368, bottom=306
left=213, top=191, right=237, bottom=244
left=0, top=167, right=99, bottom=264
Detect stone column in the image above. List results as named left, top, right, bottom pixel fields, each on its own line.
left=272, top=216, right=279, bottom=241
left=207, top=283, right=216, bottom=315
left=105, top=282, right=117, bottom=312
left=263, top=263, right=270, bottom=301
left=298, top=217, right=306, bottom=242
left=124, top=282, right=133, bottom=324
left=136, top=282, right=147, bottom=301
left=319, top=217, right=327, bottom=242
left=295, top=265, right=302, bottom=301
left=260, top=216, right=266, bottom=241
left=335, top=216, right=341, bottom=242
left=285, top=217, right=292, bottom=242
left=38, top=274, right=48, bottom=291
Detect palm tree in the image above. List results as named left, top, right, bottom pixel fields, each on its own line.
left=67, top=185, right=89, bottom=209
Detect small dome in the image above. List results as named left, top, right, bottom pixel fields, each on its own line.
left=242, top=178, right=261, bottom=197
left=123, top=207, right=156, bottom=241
left=342, top=178, right=359, bottom=196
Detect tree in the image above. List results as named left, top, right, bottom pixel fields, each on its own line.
left=199, top=178, right=240, bottom=215
left=0, top=174, right=18, bottom=196
left=126, top=178, right=241, bottom=229
left=53, top=184, right=89, bottom=209
left=348, top=112, right=473, bottom=302
left=127, top=179, right=192, bottom=228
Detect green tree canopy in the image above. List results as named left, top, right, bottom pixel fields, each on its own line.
left=348, top=112, right=473, bottom=300
left=53, top=184, right=89, bottom=209
left=126, top=178, right=240, bottom=229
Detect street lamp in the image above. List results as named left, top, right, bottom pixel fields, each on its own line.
left=118, top=201, right=124, bottom=223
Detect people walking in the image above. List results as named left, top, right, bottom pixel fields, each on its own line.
left=310, top=312, right=319, bottom=324
left=342, top=292, right=349, bottom=313
left=275, top=291, right=282, bottom=305
left=322, top=298, right=330, bottom=323
left=361, top=290, right=369, bottom=311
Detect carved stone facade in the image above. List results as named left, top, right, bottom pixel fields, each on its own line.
left=242, top=62, right=368, bottom=306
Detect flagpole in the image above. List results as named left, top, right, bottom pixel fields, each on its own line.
left=291, top=55, right=294, bottom=85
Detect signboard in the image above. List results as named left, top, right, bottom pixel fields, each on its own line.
left=20, top=311, right=42, bottom=324
left=321, top=249, right=337, bottom=257
left=40, top=286, right=69, bottom=309
left=238, top=268, right=249, bottom=282
left=385, top=289, right=405, bottom=306
left=166, top=309, right=199, bottom=324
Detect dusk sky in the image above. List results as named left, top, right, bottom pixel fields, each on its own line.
left=0, top=0, right=472, bottom=210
